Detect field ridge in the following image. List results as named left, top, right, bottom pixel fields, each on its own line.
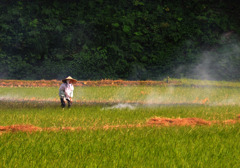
left=1, top=115, right=239, bottom=134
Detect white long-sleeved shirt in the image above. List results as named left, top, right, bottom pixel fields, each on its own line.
left=59, top=83, right=74, bottom=99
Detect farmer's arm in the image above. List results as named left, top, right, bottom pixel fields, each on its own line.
left=66, top=85, right=74, bottom=102
left=59, top=84, right=66, bottom=98
left=69, top=85, right=74, bottom=98
left=69, top=86, right=74, bottom=102
left=66, top=86, right=74, bottom=100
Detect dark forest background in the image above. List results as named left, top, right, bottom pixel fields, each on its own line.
left=1, top=0, right=240, bottom=80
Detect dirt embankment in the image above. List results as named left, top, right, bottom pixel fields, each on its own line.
left=0, top=79, right=179, bottom=87
left=0, top=115, right=239, bottom=134
left=147, top=117, right=239, bottom=126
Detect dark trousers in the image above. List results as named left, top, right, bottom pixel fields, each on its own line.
left=60, top=98, right=72, bottom=108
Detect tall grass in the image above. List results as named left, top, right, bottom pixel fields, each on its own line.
left=1, top=126, right=240, bottom=167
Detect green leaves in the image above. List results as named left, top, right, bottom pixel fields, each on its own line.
left=112, top=23, right=120, bottom=27
left=29, top=19, right=38, bottom=27
left=123, top=25, right=131, bottom=33
left=0, top=0, right=239, bottom=80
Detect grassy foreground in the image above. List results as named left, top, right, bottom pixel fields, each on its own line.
left=1, top=102, right=240, bottom=167
left=1, top=126, right=240, bottom=168
left=0, top=102, right=240, bottom=127
left=1, top=79, right=240, bottom=167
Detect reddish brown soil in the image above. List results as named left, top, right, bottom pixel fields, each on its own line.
left=147, top=117, right=212, bottom=126
left=0, top=125, right=42, bottom=132
left=0, top=115, right=239, bottom=134
left=0, top=125, right=83, bottom=133
left=0, top=79, right=179, bottom=87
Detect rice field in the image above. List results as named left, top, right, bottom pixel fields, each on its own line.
left=1, top=79, right=240, bottom=167
left=1, top=84, right=240, bottom=105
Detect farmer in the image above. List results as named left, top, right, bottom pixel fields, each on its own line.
left=59, top=76, right=77, bottom=108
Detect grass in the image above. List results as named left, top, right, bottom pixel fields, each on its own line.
left=1, top=85, right=240, bottom=105
left=0, top=102, right=239, bottom=127
left=1, top=126, right=240, bottom=167
left=1, top=78, right=240, bottom=167
left=177, top=78, right=240, bottom=87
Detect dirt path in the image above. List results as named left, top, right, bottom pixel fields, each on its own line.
left=0, top=79, right=177, bottom=87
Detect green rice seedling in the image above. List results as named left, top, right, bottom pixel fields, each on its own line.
left=1, top=79, right=240, bottom=167
left=1, top=125, right=240, bottom=167
left=174, top=78, right=240, bottom=87
left=1, top=86, right=240, bottom=105
left=0, top=101, right=239, bottom=127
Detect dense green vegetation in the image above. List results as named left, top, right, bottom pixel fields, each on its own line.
left=1, top=126, right=240, bottom=167
left=1, top=0, right=240, bottom=80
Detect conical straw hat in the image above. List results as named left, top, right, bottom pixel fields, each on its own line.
left=62, top=76, right=77, bottom=84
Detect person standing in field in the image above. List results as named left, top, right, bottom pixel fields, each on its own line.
left=59, top=76, right=77, bottom=108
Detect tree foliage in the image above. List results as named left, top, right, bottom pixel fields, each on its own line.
left=0, top=0, right=240, bottom=80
